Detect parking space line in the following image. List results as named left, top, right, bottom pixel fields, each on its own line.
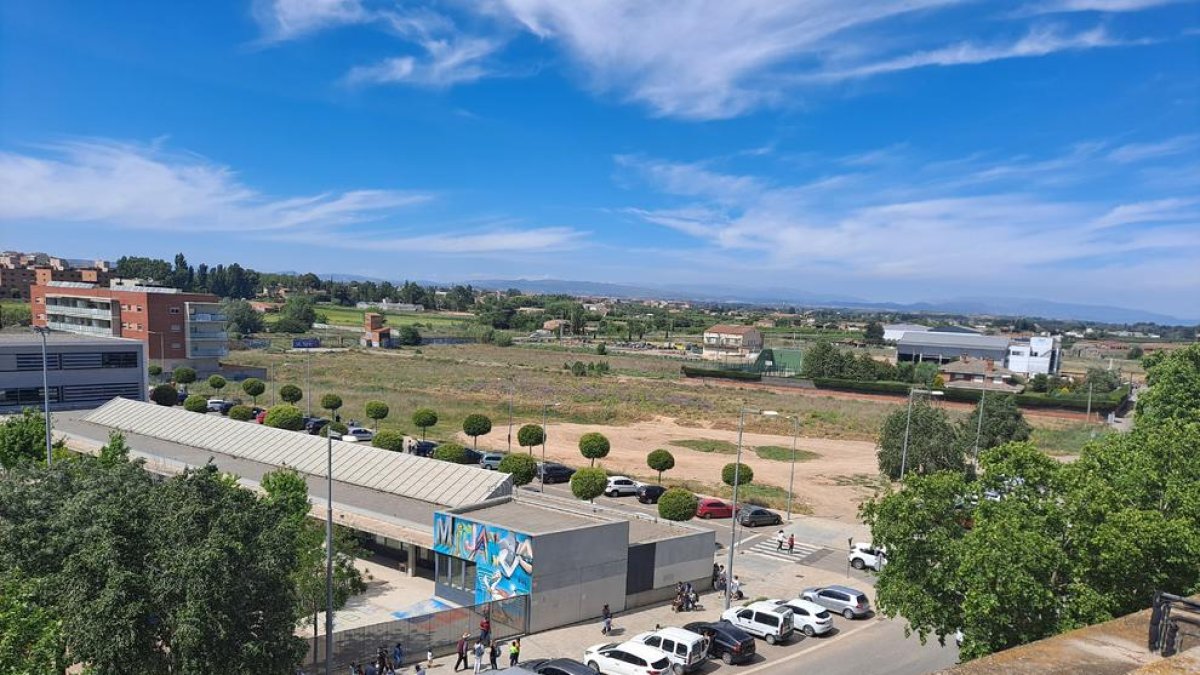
left=739, top=620, right=882, bottom=673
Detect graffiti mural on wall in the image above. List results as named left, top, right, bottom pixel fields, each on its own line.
left=434, top=513, right=534, bottom=604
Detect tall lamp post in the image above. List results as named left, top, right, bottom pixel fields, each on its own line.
left=33, top=326, right=53, bottom=466
left=900, top=388, right=944, bottom=480
left=540, top=402, right=559, bottom=492
left=724, top=408, right=779, bottom=610
left=324, top=412, right=334, bottom=675
left=784, top=414, right=801, bottom=521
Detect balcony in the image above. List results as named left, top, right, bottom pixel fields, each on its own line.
left=45, top=320, right=118, bottom=337
left=188, top=330, right=228, bottom=341
left=188, top=313, right=226, bottom=323
left=44, top=304, right=114, bottom=320
left=188, top=346, right=228, bottom=358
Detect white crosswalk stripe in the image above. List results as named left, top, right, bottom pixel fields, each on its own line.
left=747, top=539, right=826, bottom=563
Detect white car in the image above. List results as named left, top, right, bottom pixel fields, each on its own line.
left=849, top=542, right=887, bottom=571
left=772, top=598, right=833, bottom=637
left=205, top=398, right=228, bottom=412
left=720, top=601, right=795, bottom=645
left=584, top=641, right=673, bottom=675
left=605, top=476, right=640, bottom=497
left=480, top=452, right=505, bottom=470
left=340, top=426, right=374, bottom=442
left=631, top=627, right=710, bottom=673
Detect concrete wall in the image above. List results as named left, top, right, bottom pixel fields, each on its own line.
left=625, top=530, right=716, bottom=608
left=528, top=521, right=629, bottom=633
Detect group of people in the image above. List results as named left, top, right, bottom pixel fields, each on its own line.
left=451, top=616, right=519, bottom=674
left=347, top=642, right=406, bottom=675
left=775, top=530, right=797, bottom=554
left=712, top=563, right=743, bottom=600
left=671, top=582, right=700, bottom=612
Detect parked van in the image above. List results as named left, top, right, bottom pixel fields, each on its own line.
left=630, top=627, right=710, bottom=674
left=720, top=601, right=795, bottom=645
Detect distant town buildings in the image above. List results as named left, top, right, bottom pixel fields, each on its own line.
left=898, top=331, right=1062, bottom=378
left=1, top=251, right=114, bottom=301
left=702, top=324, right=764, bottom=361
left=354, top=299, right=424, bottom=313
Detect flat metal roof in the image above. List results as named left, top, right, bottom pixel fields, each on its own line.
left=83, top=398, right=511, bottom=507
left=897, top=332, right=1010, bottom=351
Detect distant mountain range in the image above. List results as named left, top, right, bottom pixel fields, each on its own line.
left=291, top=273, right=1194, bottom=325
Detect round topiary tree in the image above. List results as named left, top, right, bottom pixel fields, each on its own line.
left=183, top=394, right=208, bottom=413
left=150, top=384, right=178, bottom=407
left=228, top=405, right=254, bottom=421
left=578, top=432, right=610, bottom=467
left=412, top=408, right=438, bottom=440
left=365, top=400, right=390, bottom=430
left=462, top=414, right=493, bottom=449
left=148, top=364, right=162, bottom=383
left=319, top=421, right=349, bottom=438
left=372, top=430, right=405, bottom=452
left=722, top=462, right=755, bottom=488
left=264, top=404, right=305, bottom=431
left=241, top=378, right=265, bottom=403
left=657, top=488, right=698, bottom=521
left=647, top=449, right=676, bottom=484
left=320, top=394, right=343, bottom=420
left=279, top=384, right=303, bottom=405
left=570, top=467, right=608, bottom=502
left=497, top=453, right=538, bottom=486
left=432, top=442, right=473, bottom=464
left=207, top=375, right=227, bottom=395
left=517, top=424, right=545, bottom=455
left=173, top=366, right=196, bottom=391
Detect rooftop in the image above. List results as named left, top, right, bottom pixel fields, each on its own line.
left=0, top=331, right=143, bottom=346
left=884, top=323, right=932, bottom=332
left=705, top=324, right=760, bottom=335
left=898, top=332, right=1011, bottom=351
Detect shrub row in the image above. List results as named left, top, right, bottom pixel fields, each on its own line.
left=680, top=366, right=762, bottom=382
left=810, top=378, right=912, bottom=394
left=812, top=378, right=1130, bottom=413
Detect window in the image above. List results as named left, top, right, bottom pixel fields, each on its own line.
left=170, top=324, right=182, bottom=332
left=169, top=306, right=181, bottom=314
left=1, top=387, right=60, bottom=406
left=644, top=637, right=661, bottom=649
left=737, top=610, right=752, bottom=620
left=756, top=612, right=778, bottom=627
left=170, top=343, right=181, bottom=349
left=101, top=352, right=138, bottom=368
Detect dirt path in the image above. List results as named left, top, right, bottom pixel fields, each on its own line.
left=465, top=417, right=881, bottom=521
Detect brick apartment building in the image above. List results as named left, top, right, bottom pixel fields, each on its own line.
left=30, top=280, right=227, bottom=373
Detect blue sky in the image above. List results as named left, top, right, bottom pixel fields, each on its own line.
left=1, top=0, right=1197, bottom=318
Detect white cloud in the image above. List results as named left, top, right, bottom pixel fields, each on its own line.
left=1018, top=0, right=1185, bottom=15
left=1090, top=197, right=1199, bottom=229
left=346, top=37, right=501, bottom=87
left=1107, top=135, right=1200, bottom=163
left=253, top=0, right=369, bottom=41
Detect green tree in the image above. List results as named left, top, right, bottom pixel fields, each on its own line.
left=173, top=366, right=196, bottom=390
left=183, top=394, right=208, bottom=413
left=279, top=384, right=303, bottom=404
left=396, top=325, right=422, bottom=346
left=149, top=383, right=179, bottom=407
left=207, top=374, right=227, bottom=395
left=319, top=421, right=349, bottom=438
left=432, top=442, right=473, bottom=464
left=228, top=404, right=255, bottom=421
left=320, top=393, right=344, bottom=417
left=0, top=409, right=48, bottom=470
left=1029, top=373, right=1049, bottom=393
left=241, top=377, right=266, bottom=403
left=148, top=364, right=163, bottom=383
left=98, top=430, right=131, bottom=467
left=517, top=423, right=545, bottom=454
left=372, top=430, right=405, bottom=452
left=365, top=400, right=390, bottom=430
left=876, top=399, right=961, bottom=480
left=279, top=295, right=318, bottom=330
left=412, top=408, right=438, bottom=440
left=646, top=449, right=675, bottom=484
left=578, top=432, right=611, bottom=466
left=0, top=303, right=32, bottom=328
left=657, top=488, right=699, bottom=521
left=462, top=414, right=493, bottom=449
left=0, top=572, right=64, bottom=674
left=1083, top=367, right=1120, bottom=394
left=264, top=404, right=305, bottom=431
left=494, top=333, right=514, bottom=347
left=222, top=298, right=264, bottom=335
left=570, top=467, right=608, bottom=502
left=595, top=342, right=607, bottom=356
left=1126, top=345, right=1144, bottom=360
left=958, top=394, right=1032, bottom=461
left=497, top=453, right=538, bottom=486
left=864, top=321, right=885, bottom=344
left=722, top=462, right=754, bottom=487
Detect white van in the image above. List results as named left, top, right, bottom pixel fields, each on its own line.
left=631, top=627, right=710, bottom=674
left=721, top=601, right=795, bottom=645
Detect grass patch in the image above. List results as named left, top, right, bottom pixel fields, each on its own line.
left=753, top=445, right=821, bottom=462
left=828, top=474, right=886, bottom=490
left=1032, top=422, right=1109, bottom=456
left=663, top=479, right=812, bottom=516
left=669, top=438, right=738, bottom=454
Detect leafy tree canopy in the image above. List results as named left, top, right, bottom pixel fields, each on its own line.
left=320, top=393, right=343, bottom=412
left=877, top=399, right=962, bottom=480
left=658, top=488, right=699, bottom=521
left=570, top=467, right=608, bottom=502
left=722, top=462, right=754, bottom=487
left=240, top=378, right=265, bottom=401
left=264, top=405, right=304, bottom=431
left=149, top=384, right=178, bottom=407
left=365, top=400, right=390, bottom=428
left=517, top=423, right=544, bottom=452
left=647, top=449, right=675, bottom=483
left=578, top=432, right=611, bottom=466
left=497, top=454, right=537, bottom=486
left=0, top=409, right=47, bottom=470
left=432, top=442, right=473, bottom=464
left=183, top=394, right=208, bottom=413
left=172, top=367, right=196, bottom=386
left=222, top=299, right=264, bottom=336
left=462, top=414, right=492, bottom=448
left=411, top=408, right=438, bottom=439
left=372, top=430, right=405, bottom=452
left=279, top=384, right=303, bottom=404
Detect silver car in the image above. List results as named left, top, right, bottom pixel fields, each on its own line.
left=480, top=452, right=505, bottom=470
left=799, top=585, right=872, bottom=619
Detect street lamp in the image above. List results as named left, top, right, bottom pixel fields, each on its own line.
left=900, top=388, right=944, bottom=480
left=783, top=414, right=801, bottom=521
left=32, top=326, right=53, bottom=466
left=324, top=409, right=334, bottom=675
left=540, top=402, right=559, bottom=492
left=724, top=408, right=778, bottom=610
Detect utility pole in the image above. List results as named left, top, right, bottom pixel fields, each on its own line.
left=972, top=377, right=988, bottom=472
left=900, top=388, right=915, bottom=480
left=34, top=326, right=53, bottom=466
left=325, top=421, right=334, bottom=674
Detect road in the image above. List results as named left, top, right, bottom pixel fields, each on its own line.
left=742, top=618, right=959, bottom=675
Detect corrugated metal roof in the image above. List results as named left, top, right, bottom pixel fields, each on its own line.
left=83, top=398, right=511, bottom=507
left=897, top=332, right=1010, bottom=350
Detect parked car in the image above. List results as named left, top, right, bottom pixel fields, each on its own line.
left=339, top=426, right=374, bottom=442
left=631, top=627, right=710, bottom=674
left=538, top=462, right=576, bottom=484
left=737, top=507, right=782, bottom=528
left=480, top=452, right=506, bottom=470
left=681, top=621, right=756, bottom=665
left=583, top=642, right=673, bottom=675
left=720, top=601, right=795, bottom=645
left=176, top=390, right=188, bottom=405
left=206, top=398, right=229, bottom=413
left=848, top=542, right=887, bottom=571
left=412, top=440, right=437, bottom=457
left=636, top=484, right=667, bottom=504
left=520, top=657, right=600, bottom=675
left=696, top=498, right=734, bottom=520
left=605, top=476, right=640, bottom=497
left=800, top=585, right=872, bottom=619
left=772, top=598, right=833, bottom=637
left=305, top=418, right=330, bottom=435
left=460, top=447, right=484, bottom=464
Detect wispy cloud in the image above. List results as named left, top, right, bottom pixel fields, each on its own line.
left=1017, top=0, right=1186, bottom=16
left=253, top=0, right=370, bottom=41
left=346, top=37, right=501, bottom=87
left=1107, top=135, right=1200, bottom=163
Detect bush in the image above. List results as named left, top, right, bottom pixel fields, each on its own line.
left=148, top=364, right=163, bottom=379
left=1127, top=345, right=1144, bottom=360
left=596, top=342, right=607, bottom=355
left=498, top=453, right=538, bottom=486
left=183, top=394, right=208, bottom=413
left=365, top=400, right=390, bottom=428
left=264, top=405, right=305, bottom=431
left=658, top=488, right=698, bottom=521
left=412, top=408, right=438, bottom=439
left=570, top=467, right=608, bottom=502
left=722, top=462, right=754, bottom=487
left=432, top=442, right=473, bottom=464
left=517, top=423, right=545, bottom=452
left=320, top=393, right=343, bottom=413
left=397, top=325, right=422, bottom=346
left=647, top=449, right=675, bottom=483
left=228, top=405, right=254, bottom=421
left=279, top=384, right=303, bottom=404
left=319, top=421, right=348, bottom=438
left=571, top=361, right=587, bottom=377
left=810, top=378, right=913, bottom=395
left=207, top=375, right=227, bottom=393
left=272, top=316, right=310, bottom=334
left=241, top=378, right=265, bottom=402
left=150, top=384, right=178, bottom=407
left=495, top=334, right=514, bottom=347
left=578, top=432, right=611, bottom=466
left=173, top=367, right=196, bottom=387
left=680, top=366, right=761, bottom=381
left=462, top=414, right=493, bottom=448
left=372, top=430, right=405, bottom=452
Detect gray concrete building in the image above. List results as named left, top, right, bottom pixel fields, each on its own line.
left=896, top=331, right=1011, bottom=365
left=0, top=332, right=146, bottom=413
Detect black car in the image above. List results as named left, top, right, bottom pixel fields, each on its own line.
left=305, top=418, right=330, bottom=435
left=462, top=448, right=484, bottom=464
left=738, top=506, right=783, bottom=528
left=412, top=440, right=438, bottom=457
left=683, top=621, right=757, bottom=665
left=637, top=484, right=667, bottom=504
left=520, top=657, right=599, bottom=675
left=537, top=462, right=576, bottom=484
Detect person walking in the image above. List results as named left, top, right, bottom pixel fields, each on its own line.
left=479, top=615, right=491, bottom=645
left=787, top=534, right=795, bottom=555
left=602, top=603, right=613, bottom=634
left=730, top=575, right=742, bottom=600
left=454, top=633, right=469, bottom=672
left=414, top=664, right=426, bottom=675
left=508, top=640, right=520, bottom=667
left=488, top=641, right=500, bottom=671
left=473, top=640, right=484, bottom=675
left=775, top=529, right=786, bottom=550
left=392, top=643, right=405, bottom=669
left=711, top=562, right=720, bottom=585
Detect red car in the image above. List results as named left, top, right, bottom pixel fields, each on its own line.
left=697, top=498, right=734, bottom=519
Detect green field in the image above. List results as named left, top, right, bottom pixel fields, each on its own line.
left=1031, top=422, right=1110, bottom=456
left=669, top=439, right=738, bottom=454
left=753, top=445, right=821, bottom=462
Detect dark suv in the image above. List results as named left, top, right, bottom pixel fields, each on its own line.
left=412, top=440, right=438, bottom=457
left=682, top=621, right=756, bottom=665
left=637, top=484, right=667, bottom=504
left=537, top=462, right=576, bottom=484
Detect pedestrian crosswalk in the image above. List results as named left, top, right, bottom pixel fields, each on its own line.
left=746, top=538, right=827, bottom=563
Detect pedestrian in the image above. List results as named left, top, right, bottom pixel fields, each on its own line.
left=454, top=633, right=469, bottom=672
left=364, top=662, right=377, bottom=675
left=426, top=650, right=433, bottom=667
left=489, top=641, right=500, bottom=671
left=711, top=562, right=720, bottom=585
left=787, top=534, right=795, bottom=555
left=349, top=662, right=359, bottom=675
left=601, top=603, right=612, bottom=634
left=509, top=640, right=520, bottom=667
left=775, top=529, right=786, bottom=550
left=473, top=640, right=484, bottom=674
left=415, top=664, right=426, bottom=675
left=479, top=615, right=491, bottom=644
left=393, top=642, right=405, bottom=669
left=730, top=575, right=742, bottom=600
